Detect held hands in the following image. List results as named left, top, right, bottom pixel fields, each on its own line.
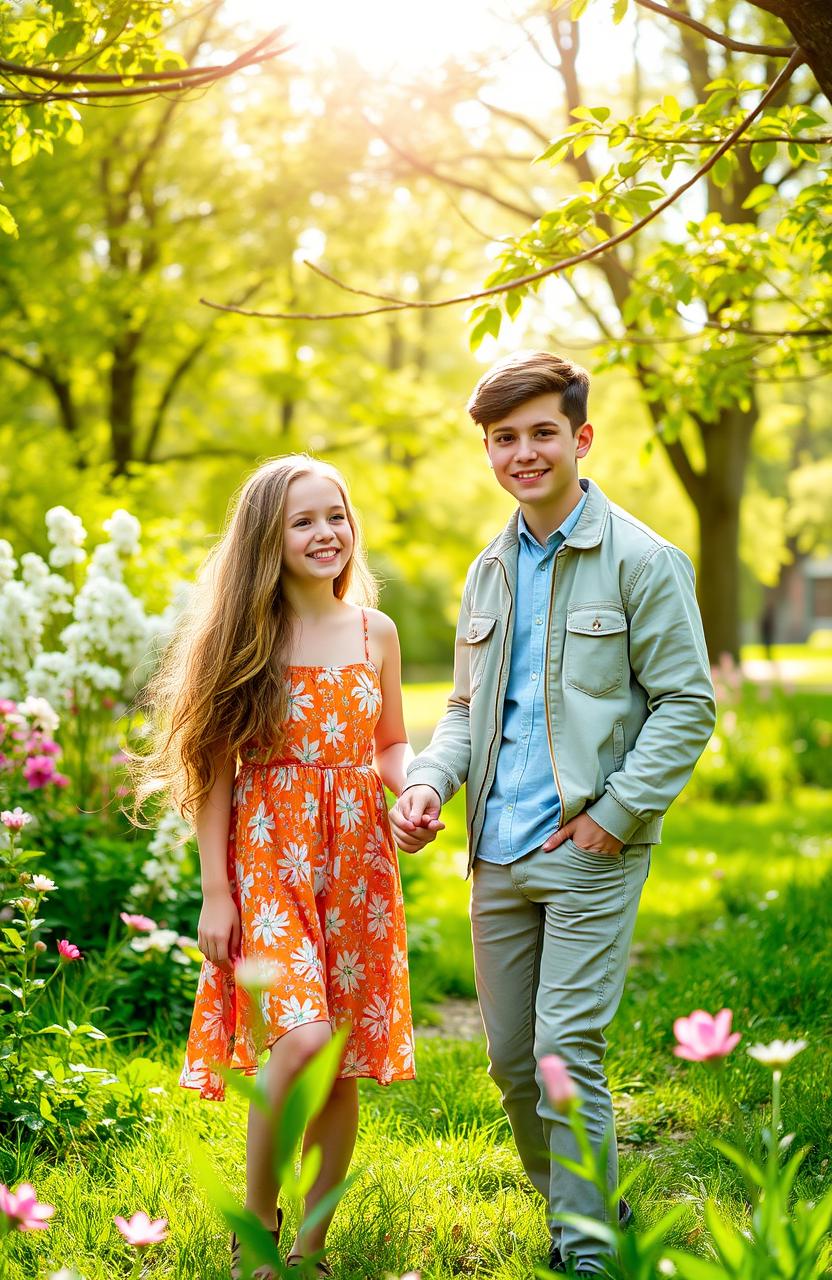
left=389, top=785, right=445, bottom=854
left=197, top=887, right=240, bottom=969
left=542, top=811, right=624, bottom=856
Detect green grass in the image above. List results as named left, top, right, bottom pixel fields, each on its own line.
left=3, top=789, right=832, bottom=1278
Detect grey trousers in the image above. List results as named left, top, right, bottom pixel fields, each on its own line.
left=471, top=838, right=650, bottom=1273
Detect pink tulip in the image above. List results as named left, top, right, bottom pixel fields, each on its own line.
left=0, top=1182, right=55, bottom=1232
left=673, top=1008, right=740, bottom=1062
left=57, top=939, right=81, bottom=962
left=114, top=1211, right=168, bottom=1247
left=120, top=912, right=158, bottom=933
left=539, top=1053, right=578, bottom=1114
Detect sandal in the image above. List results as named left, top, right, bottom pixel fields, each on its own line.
left=286, top=1254, right=333, bottom=1276
left=231, top=1207, right=283, bottom=1280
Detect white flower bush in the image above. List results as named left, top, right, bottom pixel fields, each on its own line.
left=0, top=505, right=160, bottom=709
left=131, top=806, right=193, bottom=904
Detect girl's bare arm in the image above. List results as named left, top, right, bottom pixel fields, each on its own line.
left=371, top=612, right=413, bottom=796
left=195, top=749, right=240, bottom=967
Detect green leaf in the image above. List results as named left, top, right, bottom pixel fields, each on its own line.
left=2, top=927, right=25, bottom=949
left=296, top=1142, right=323, bottom=1198
left=742, top=182, right=777, bottom=211
left=663, top=95, right=681, bottom=121
left=711, top=154, right=733, bottom=188
left=612, top=0, right=629, bottom=21
left=750, top=140, right=777, bottom=173
left=505, top=290, right=523, bottom=320
left=37, top=1023, right=72, bottom=1037
left=704, top=1200, right=746, bottom=1268
left=570, top=0, right=593, bottom=18
left=10, top=135, right=33, bottom=167
left=469, top=307, right=502, bottom=351
left=0, top=204, right=18, bottom=238
left=668, top=1250, right=731, bottom=1280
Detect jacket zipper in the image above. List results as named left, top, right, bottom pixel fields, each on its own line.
left=470, top=559, right=513, bottom=850
left=543, top=548, right=566, bottom=822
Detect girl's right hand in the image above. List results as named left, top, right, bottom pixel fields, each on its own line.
left=197, top=889, right=240, bottom=968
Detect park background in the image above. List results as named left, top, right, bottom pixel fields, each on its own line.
left=0, top=1, right=831, bottom=1277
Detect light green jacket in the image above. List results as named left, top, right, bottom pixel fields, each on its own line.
left=406, top=479, right=716, bottom=872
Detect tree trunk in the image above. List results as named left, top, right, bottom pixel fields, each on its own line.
left=692, top=404, right=756, bottom=662
left=109, top=331, right=141, bottom=477
left=750, top=0, right=832, bottom=100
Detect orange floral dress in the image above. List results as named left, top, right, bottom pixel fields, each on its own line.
left=180, top=611, right=415, bottom=1101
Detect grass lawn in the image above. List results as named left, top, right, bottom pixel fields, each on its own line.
left=3, top=785, right=831, bottom=1279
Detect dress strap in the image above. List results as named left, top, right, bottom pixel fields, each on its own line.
left=361, top=608, right=370, bottom=661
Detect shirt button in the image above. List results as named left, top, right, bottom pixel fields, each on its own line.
left=507, top=804, right=514, bottom=813
left=539, top=565, right=546, bottom=573
left=531, top=672, right=538, bottom=681
left=535, top=617, right=543, bottom=625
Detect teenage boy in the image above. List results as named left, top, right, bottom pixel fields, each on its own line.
left=389, top=351, right=715, bottom=1277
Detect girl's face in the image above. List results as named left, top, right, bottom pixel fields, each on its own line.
left=282, top=473, right=354, bottom=587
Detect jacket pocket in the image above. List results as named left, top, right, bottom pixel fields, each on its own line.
left=565, top=604, right=627, bottom=697
left=467, top=612, right=498, bottom=693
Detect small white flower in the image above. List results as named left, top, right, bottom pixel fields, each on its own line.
left=278, top=995, right=320, bottom=1029
left=292, top=734, right=322, bottom=765
left=336, top=786, right=363, bottom=833
left=234, top=772, right=254, bottom=806
left=286, top=679, right=314, bottom=722
left=251, top=901, right=290, bottom=946
left=18, top=696, right=60, bottom=734
left=390, top=943, right=407, bottom=977
left=200, top=999, right=227, bottom=1040
left=248, top=801, right=275, bottom=847
left=399, top=1031, right=415, bottom=1071
left=278, top=840, right=311, bottom=886
left=342, top=1047, right=370, bottom=1075
left=301, top=790, right=319, bottom=823
left=351, top=670, right=381, bottom=715
left=31, top=874, right=57, bottom=893
left=103, top=508, right=141, bottom=555
left=350, top=877, right=367, bottom=907
left=321, top=711, right=347, bottom=747
left=130, top=927, right=179, bottom=953
left=236, top=865, right=255, bottom=907
left=361, top=994, right=389, bottom=1041
left=332, top=949, right=366, bottom=994
left=747, top=1039, right=808, bottom=1069
left=367, top=893, right=392, bottom=940
left=316, top=666, right=343, bottom=685
left=325, top=907, right=345, bottom=939
left=291, top=937, right=323, bottom=981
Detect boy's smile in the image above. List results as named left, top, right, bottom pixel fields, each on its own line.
left=483, top=393, right=592, bottom=536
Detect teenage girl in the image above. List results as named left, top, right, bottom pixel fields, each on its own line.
left=137, top=456, right=418, bottom=1278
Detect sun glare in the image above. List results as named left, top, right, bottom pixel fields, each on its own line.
left=234, top=0, right=517, bottom=79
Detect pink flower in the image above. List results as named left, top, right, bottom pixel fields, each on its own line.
left=57, top=939, right=81, bottom=962
left=0, top=1182, right=55, bottom=1232
left=120, top=912, right=158, bottom=933
left=0, top=699, right=17, bottom=716
left=539, top=1053, right=578, bottom=1114
left=25, top=735, right=62, bottom=758
left=114, top=1211, right=168, bottom=1247
left=673, top=1008, right=741, bottom=1063
left=23, top=754, right=57, bottom=789
left=1, top=807, right=32, bottom=832
left=52, top=772, right=70, bottom=788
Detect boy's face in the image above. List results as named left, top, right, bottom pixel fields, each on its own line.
left=483, top=393, right=592, bottom=508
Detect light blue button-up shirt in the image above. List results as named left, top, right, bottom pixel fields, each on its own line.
left=478, top=489, right=588, bottom=864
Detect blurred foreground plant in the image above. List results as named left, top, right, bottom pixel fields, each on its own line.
left=541, top=1008, right=832, bottom=1278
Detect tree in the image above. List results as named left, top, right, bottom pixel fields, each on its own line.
left=0, top=0, right=286, bottom=238
left=219, top=1, right=831, bottom=659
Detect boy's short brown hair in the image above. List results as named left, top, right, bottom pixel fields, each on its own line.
left=467, top=350, right=590, bottom=432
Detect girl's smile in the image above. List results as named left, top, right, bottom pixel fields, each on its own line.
left=283, top=474, right=355, bottom=583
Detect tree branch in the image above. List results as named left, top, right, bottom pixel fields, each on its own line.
left=0, top=32, right=289, bottom=103
left=634, top=0, right=794, bottom=57
left=202, top=50, right=806, bottom=322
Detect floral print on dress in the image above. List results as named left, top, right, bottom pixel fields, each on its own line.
left=180, top=636, right=414, bottom=1101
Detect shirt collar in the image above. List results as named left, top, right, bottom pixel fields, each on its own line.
left=518, top=488, right=588, bottom=551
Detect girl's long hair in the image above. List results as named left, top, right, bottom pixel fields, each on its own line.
left=132, top=455, right=377, bottom=823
